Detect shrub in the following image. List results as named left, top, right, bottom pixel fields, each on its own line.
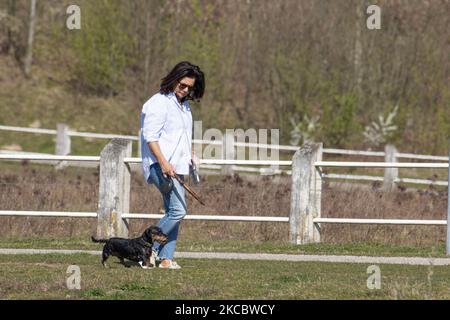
left=69, top=0, right=135, bottom=96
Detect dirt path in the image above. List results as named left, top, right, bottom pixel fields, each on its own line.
left=1, top=248, right=450, bottom=266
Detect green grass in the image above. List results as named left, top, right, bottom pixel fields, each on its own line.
left=0, top=237, right=447, bottom=257
left=0, top=253, right=448, bottom=299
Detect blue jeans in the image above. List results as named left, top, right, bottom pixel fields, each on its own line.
left=147, top=163, right=187, bottom=260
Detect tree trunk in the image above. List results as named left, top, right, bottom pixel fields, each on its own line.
left=143, top=0, right=152, bottom=97
left=6, top=0, right=16, bottom=55
left=24, top=0, right=37, bottom=78
left=353, top=1, right=364, bottom=103
left=243, top=0, right=253, bottom=125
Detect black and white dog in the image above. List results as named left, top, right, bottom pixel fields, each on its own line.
left=91, top=226, right=167, bottom=268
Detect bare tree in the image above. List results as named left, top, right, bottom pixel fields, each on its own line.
left=143, top=0, right=153, bottom=97
left=6, top=0, right=16, bottom=55
left=243, top=0, right=253, bottom=125
left=353, top=1, right=364, bottom=102
left=24, top=0, right=37, bottom=78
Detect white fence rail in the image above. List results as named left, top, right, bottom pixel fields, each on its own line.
left=0, top=125, right=139, bottom=140
left=1, top=124, right=448, bottom=160
left=313, top=218, right=447, bottom=225
left=0, top=211, right=288, bottom=222
left=322, top=173, right=448, bottom=187
left=1, top=124, right=448, bottom=187
left=316, top=161, right=448, bottom=168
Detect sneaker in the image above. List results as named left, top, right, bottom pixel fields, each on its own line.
left=149, top=250, right=157, bottom=267
left=152, top=249, right=160, bottom=262
left=158, top=260, right=181, bottom=269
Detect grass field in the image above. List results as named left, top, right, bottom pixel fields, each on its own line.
left=1, top=251, right=449, bottom=300
left=0, top=237, right=448, bottom=258
left=0, top=238, right=449, bottom=300
left=0, top=159, right=448, bottom=300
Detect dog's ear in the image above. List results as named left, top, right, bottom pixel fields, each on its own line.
left=154, top=226, right=164, bottom=235
left=142, top=228, right=152, bottom=238
left=149, top=225, right=160, bottom=233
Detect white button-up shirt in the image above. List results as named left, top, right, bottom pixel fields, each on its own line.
left=140, top=92, right=193, bottom=181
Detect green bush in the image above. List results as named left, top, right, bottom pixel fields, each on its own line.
left=320, top=93, right=361, bottom=148
left=69, top=0, right=135, bottom=96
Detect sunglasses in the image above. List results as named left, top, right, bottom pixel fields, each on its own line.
left=177, top=81, right=194, bottom=92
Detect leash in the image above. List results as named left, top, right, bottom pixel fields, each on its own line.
left=173, top=173, right=206, bottom=206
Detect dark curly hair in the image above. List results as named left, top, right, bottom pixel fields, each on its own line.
left=160, top=61, right=205, bottom=102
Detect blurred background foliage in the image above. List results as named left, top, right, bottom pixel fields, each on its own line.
left=0, top=0, right=448, bottom=155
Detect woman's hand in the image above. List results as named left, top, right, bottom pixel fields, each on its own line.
left=160, top=160, right=175, bottom=177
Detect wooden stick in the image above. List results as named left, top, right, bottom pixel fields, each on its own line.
left=173, top=174, right=206, bottom=206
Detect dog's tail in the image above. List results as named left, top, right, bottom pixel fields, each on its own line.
left=91, top=236, right=108, bottom=243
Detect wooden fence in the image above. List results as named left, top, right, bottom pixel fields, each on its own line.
left=0, top=139, right=449, bottom=253
left=0, top=124, right=448, bottom=189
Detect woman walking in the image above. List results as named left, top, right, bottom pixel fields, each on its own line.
left=140, top=61, right=205, bottom=269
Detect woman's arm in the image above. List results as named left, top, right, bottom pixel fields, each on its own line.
left=148, top=141, right=175, bottom=177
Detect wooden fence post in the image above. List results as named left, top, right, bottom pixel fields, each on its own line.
left=383, top=144, right=398, bottom=191
left=55, top=123, right=71, bottom=169
left=446, top=144, right=450, bottom=256
left=222, top=130, right=235, bottom=175
left=138, top=129, right=142, bottom=158
left=289, top=142, right=323, bottom=244
left=97, top=139, right=132, bottom=238
left=55, top=123, right=71, bottom=155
